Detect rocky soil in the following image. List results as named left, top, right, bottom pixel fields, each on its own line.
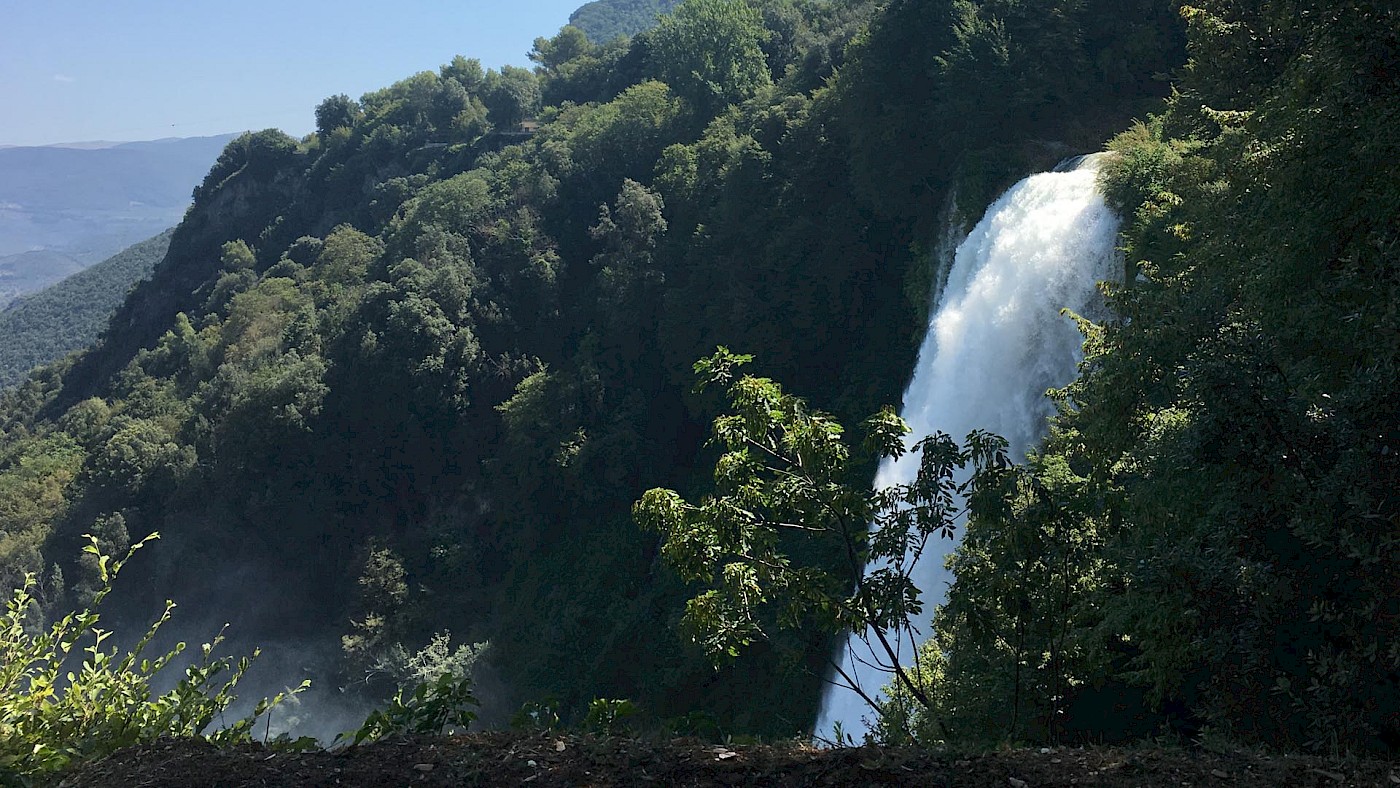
left=53, top=733, right=1400, bottom=787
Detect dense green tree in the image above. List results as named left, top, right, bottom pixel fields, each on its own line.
left=589, top=179, right=666, bottom=308
left=536, top=37, right=636, bottom=107
left=530, top=26, right=595, bottom=72
left=193, top=129, right=300, bottom=203
left=647, top=0, right=772, bottom=118
left=547, top=80, right=685, bottom=199
left=440, top=56, right=486, bottom=92
left=568, top=0, right=683, bottom=43
left=482, top=66, right=542, bottom=128
left=315, top=94, right=362, bottom=137
left=0, top=435, right=84, bottom=590
left=89, top=418, right=193, bottom=498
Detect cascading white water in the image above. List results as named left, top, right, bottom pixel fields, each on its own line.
left=815, top=155, right=1121, bottom=739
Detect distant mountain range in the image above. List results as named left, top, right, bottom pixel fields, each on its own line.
left=0, top=140, right=157, bottom=150
left=0, top=134, right=233, bottom=303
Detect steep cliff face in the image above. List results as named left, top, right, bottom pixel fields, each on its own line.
left=54, top=132, right=310, bottom=413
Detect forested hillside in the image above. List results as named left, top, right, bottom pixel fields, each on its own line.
left=5, top=0, right=1391, bottom=758
left=0, top=250, right=85, bottom=309
left=0, top=230, right=173, bottom=388
left=568, top=0, right=682, bottom=42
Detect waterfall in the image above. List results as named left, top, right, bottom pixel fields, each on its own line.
left=815, top=154, right=1121, bottom=740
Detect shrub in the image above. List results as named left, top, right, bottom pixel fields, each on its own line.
left=341, top=671, right=479, bottom=745
left=0, top=533, right=301, bottom=782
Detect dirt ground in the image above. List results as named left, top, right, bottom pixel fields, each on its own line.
left=54, top=733, right=1400, bottom=787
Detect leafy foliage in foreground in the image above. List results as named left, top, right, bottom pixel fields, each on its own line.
left=342, top=672, right=479, bottom=746
left=636, top=348, right=1015, bottom=732
left=0, top=534, right=298, bottom=782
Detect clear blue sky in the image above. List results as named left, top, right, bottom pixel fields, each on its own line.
left=0, top=1, right=583, bottom=146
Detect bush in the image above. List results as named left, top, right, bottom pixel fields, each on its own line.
left=0, top=533, right=301, bottom=782
left=341, top=671, right=479, bottom=745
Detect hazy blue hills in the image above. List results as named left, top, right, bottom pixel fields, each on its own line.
left=0, top=229, right=172, bottom=387
left=568, top=0, right=681, bottom=42
left=0, top=134, right=233, bottom=274
left=0, top=249, right=85, bottom=309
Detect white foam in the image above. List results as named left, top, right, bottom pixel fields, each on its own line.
left=815, top=158, right=1120, bottom=740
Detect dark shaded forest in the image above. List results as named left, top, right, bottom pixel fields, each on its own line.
left=0, top=0, right=1393, bottom=761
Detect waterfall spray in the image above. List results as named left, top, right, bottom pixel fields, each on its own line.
left=815, top=155, right=1121, bottom=740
